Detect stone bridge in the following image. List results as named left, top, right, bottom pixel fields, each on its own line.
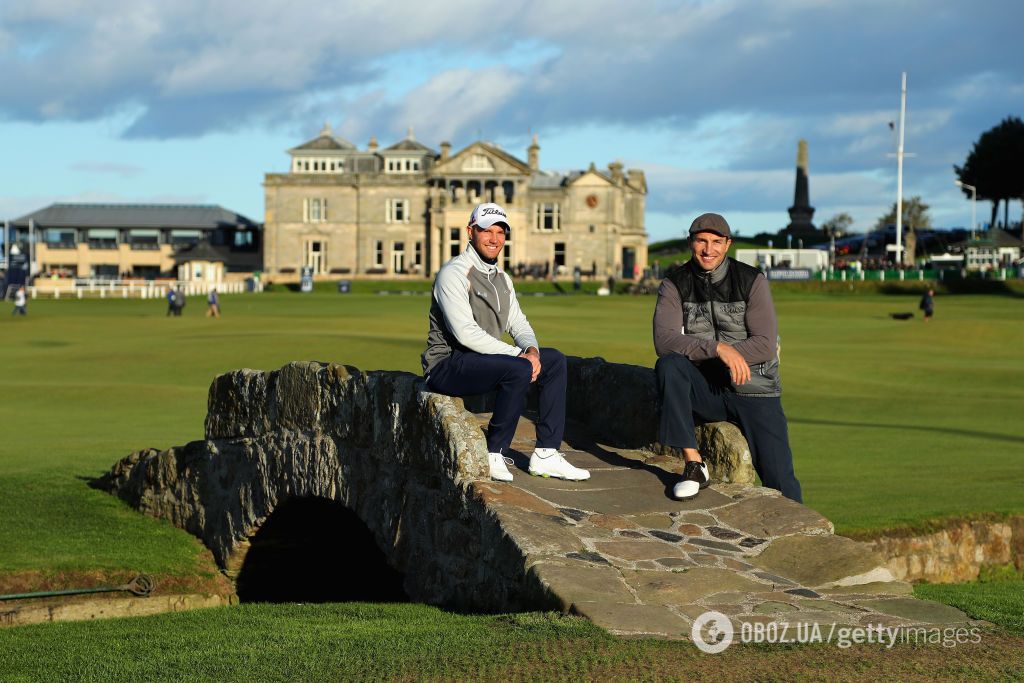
left=99, top=358, right=972, bottom=639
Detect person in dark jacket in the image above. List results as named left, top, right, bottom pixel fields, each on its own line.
left=919, top=289, right=934, bottom=321
left=653, top=213, right=801, bottom=502
left=173, top=287, right=186, bottom=316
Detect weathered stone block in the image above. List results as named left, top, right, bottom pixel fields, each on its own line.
left=751, top=535, right=893, bottom=588
left=205, top=369, right=271, bottom=439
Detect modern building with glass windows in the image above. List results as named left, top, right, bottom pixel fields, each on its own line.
left=6, top=203, right=261, bottom=282
left=263, top=125, right=648, bottom=280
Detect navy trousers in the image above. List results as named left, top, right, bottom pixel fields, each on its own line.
left=655, top=353, right=803, bottom=503
left=426, top=348, right=567, bottom=454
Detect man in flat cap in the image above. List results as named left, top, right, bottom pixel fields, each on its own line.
left=653, top=213, right=801, bottom=502
left=422, top=202, right=590, bottom=483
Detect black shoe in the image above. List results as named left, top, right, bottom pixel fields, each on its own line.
left=673, top=460, right=710, bottom=500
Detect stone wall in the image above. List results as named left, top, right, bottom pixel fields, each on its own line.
left=100, top=361, right=556, bottom=612
left=864, top=517, right=1024, bottom=583
left=565, top=356, right=756, bottom=485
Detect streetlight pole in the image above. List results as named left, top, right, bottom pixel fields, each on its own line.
left=955, top=180, right=977, bottom=240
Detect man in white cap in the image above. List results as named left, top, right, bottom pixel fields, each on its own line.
left=422, top=202, right=590, bottom=483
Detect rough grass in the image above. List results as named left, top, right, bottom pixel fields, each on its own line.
left=0, top=602, right=1021, bottom=682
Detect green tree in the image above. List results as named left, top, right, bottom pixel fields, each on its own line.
left=876, top=197, right=932, bottom=265
left=821, top=212, right=854, bottom=236
left=954, top=116, right=1024, bottom=229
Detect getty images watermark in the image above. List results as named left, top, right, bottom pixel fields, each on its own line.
left=691, top=611, right=982, bottom=653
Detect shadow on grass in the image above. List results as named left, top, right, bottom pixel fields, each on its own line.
left=790, top=417, right=1024, bottom=444
left=878, top=280, right=1024, bottom=297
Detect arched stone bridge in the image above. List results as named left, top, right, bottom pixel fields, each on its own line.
left=100, top=358, right=971, bottom=638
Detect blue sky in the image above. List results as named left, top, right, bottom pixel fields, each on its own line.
left=1, top=0, right=1021, bottom=242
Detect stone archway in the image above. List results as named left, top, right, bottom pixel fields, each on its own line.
left=234, top=496, right=407, bottom=603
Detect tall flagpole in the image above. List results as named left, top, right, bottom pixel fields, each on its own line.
left=894, top=72, right=907, bottom=270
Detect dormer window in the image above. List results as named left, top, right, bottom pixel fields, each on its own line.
left=293, top=158, right=343, bottom=174
left=386, top=158, right=421, bottom=173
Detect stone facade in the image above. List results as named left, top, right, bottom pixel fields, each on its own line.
left=263, top=126, right=648, bottom=281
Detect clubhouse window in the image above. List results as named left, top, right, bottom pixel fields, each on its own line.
left=449, top=228, right=461, bottom=258
left=535, top=203, right=561, bottom=232
left=305, top=198, right=328, bottom=223
left=386, top=198, right=410, bottom=223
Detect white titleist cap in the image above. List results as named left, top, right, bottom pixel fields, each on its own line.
left=469, top=202, right=510, bottom=230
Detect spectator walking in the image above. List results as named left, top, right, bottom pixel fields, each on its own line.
left=11, top=286, right=27, bottom=316
left=206, top=289, right=221, bottom=318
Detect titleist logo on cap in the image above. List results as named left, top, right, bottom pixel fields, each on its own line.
left=470, top=202, right=511, bottom=230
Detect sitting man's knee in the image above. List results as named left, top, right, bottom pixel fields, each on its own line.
left=509, top=357, right=534, bottom=382
left=541, top=347, right=566, bottom=368
left=655, top=352, right=692, bottom=377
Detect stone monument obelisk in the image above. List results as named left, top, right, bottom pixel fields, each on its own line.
left=785, top=139, right=817, bottom=238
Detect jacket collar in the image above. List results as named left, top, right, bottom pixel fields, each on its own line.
left=688, top=256, right=730, bottom=284
left=465, top=244, right=500, bottom=276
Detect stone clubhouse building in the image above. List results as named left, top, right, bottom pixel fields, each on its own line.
left=262, top=125, right=648, bottom=281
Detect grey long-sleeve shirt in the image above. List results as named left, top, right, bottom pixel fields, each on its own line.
left=421, top=246, right=540, bottom=374
left=652, top=271, right=777, bottom=364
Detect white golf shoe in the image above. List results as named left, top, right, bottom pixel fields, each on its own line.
left=488, top=453, right=515, bottom=482
left=528, top=448, right=591, bottom=481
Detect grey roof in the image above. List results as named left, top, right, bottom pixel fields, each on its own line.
left=11, top=203, right=259, bottom=229
left=173, top=241, right=228, bottom=263
left=966, top=229, right=1024, bottom=248
left=529, top=173, right=568, bottom=189
left=528, top=168, right=615, bottom=190
left=291, top=134, right=356, bottom=152
left=382, top=138, right=436, bottom=154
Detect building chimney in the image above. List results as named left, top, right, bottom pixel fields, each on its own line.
left=368, top=136, right=378, bottom=152
left=626, top=169, right=646, bottom=192
left=528, top=134, right=540, bottom=170
left=440, top=141, right=451, bottom=162
left=608, top=161, right=624, bottom=185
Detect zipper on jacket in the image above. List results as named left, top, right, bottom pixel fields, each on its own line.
left=704, top=273, right=720, bottom=341
left=487, top=271, right=501, bottom=313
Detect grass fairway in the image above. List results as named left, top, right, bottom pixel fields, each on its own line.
left=0, top=603, right=1021, bottom=682
left=0, top=288, right=1022, bottom=580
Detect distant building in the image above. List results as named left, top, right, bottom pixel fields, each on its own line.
left=958, top=229, right=1023, bottom=271
left=7, top=204, right=261, bottom=282
left=262, top=125, right=648, bottom=280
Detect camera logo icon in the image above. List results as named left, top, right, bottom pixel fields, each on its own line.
left=691, top=611, right=734, bottom=653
